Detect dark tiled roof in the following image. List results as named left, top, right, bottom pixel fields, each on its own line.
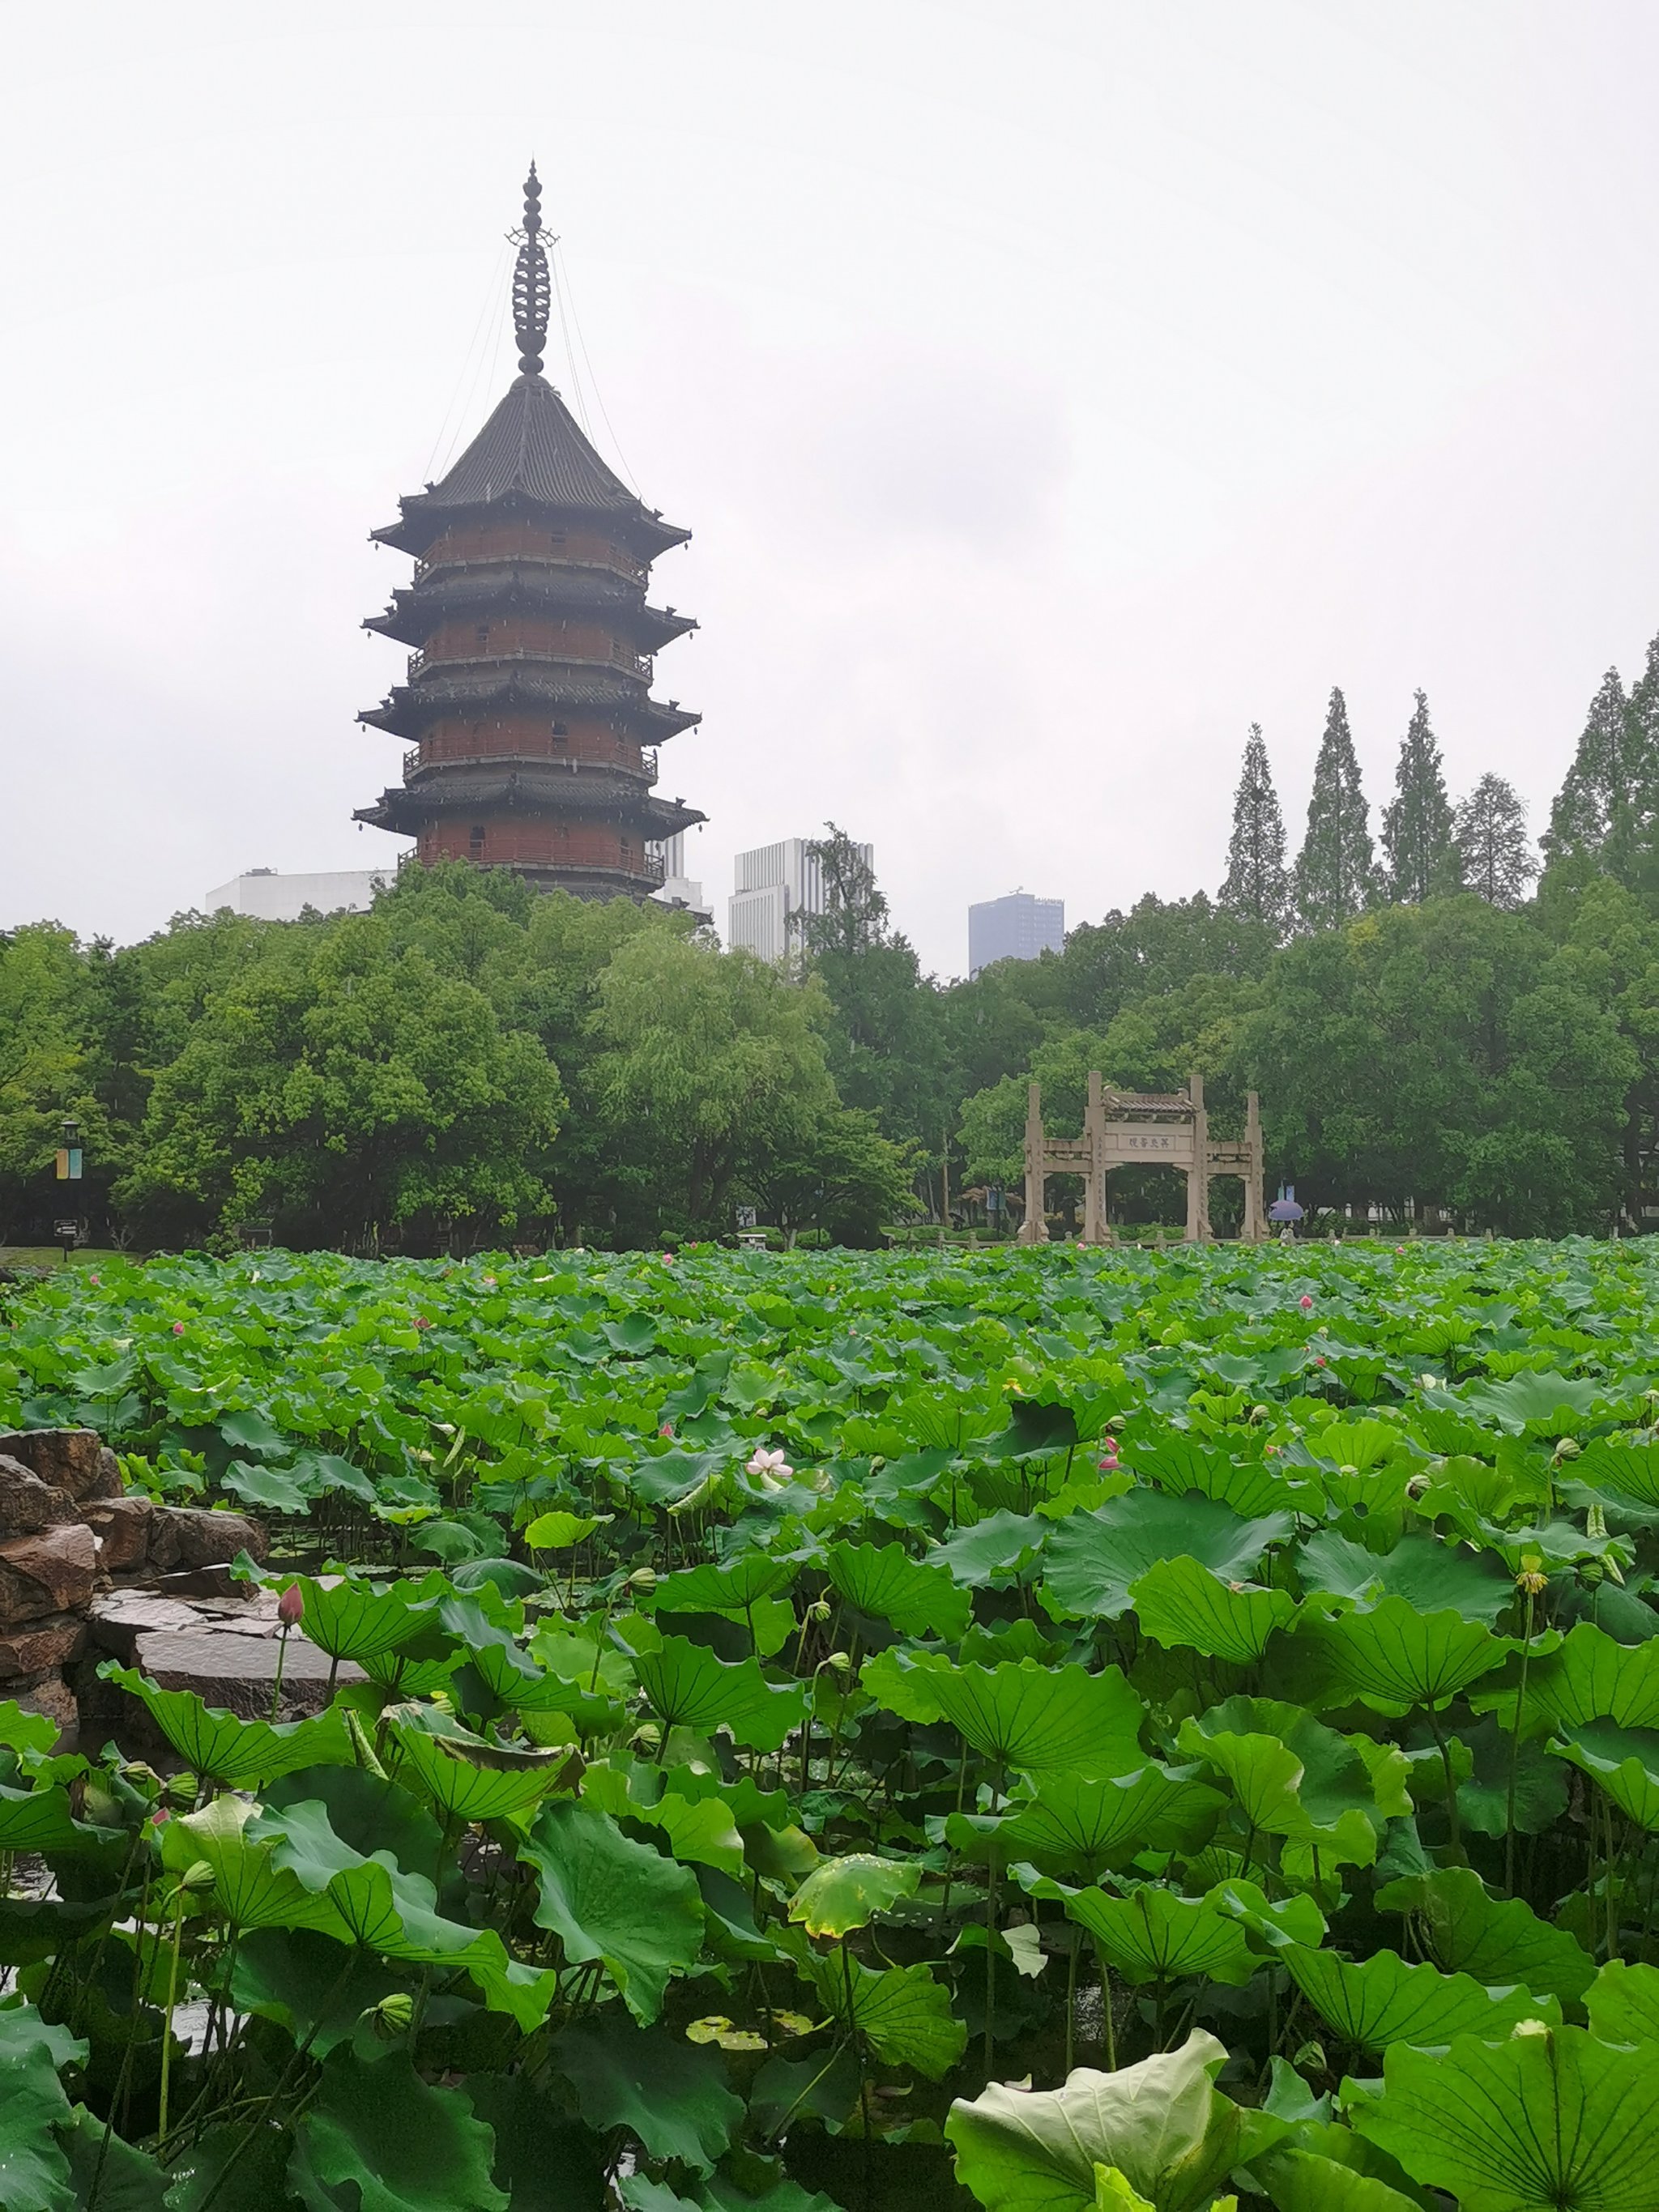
left=373, top=374, right=689, bottom=556
left=358, top=670, right=701, bottom=741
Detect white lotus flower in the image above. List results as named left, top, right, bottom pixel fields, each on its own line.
left=746, top=1446, right=794, bottom=1490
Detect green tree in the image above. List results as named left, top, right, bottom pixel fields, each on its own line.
left=1545, top=666, right=1637, bottom=870
left=1294, top=688, right=1378, bottom=931
left=741, top=1105, right=919, bottom=1247
left=1382, top=689, right=1459, bottom=903
left=1219, top=725, right=1291, bottom=938
left=115, top=914, right=561, bottom=1251
left=1242, top=897, right=1631, bottom=1232
left=0, top=926, right=99, bottom=1243
left=1455, top=774, right=1538, bottom=909
left=587, top=933, right=837, bottom=1237
left=1055, top=894, right=1275, bottom=1031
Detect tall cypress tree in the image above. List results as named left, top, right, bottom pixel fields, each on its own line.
left=1294, top=688, right=1378, bottom=932
left=1218, top=723, right=1291, bottom=939
left=1382, top=689, right=1459, bottom=902
left=1455, top=774, right=1537, bottom=908
left=1545, top=666, right=1632, bottom=865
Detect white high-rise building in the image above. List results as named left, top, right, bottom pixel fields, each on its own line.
left=968, top=892, right=1065, bottom=978
left=728, top=837, right=873, bottom=961
left=650, top=833, right=710, bottom=923
left=204, top=868, right=396, bottom=922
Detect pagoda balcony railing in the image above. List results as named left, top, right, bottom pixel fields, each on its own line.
left=412, top=545, right=649, bottom=588
left=403, top=744, right=661, bottom=780
left=405, top=646, right=652, bottom=684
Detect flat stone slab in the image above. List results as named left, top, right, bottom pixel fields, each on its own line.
left=130, top=1629, right=363, bottom=1721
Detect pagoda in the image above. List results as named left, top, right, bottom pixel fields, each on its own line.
left=355, top=168, right=703, bottom=898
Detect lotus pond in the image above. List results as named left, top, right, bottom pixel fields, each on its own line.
left=6, top=1238, right=1659, bottom=2210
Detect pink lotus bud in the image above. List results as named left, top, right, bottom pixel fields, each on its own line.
left=151, top=1807, right=170, bottom=1826
left=659, top=1421, right=674, bottom=1438
left=1101, top=1434, right=1118, bottom=1454
left=1299, top=1294, right=1313, bottom=1311
left=1098, top=1455, right=1120, bottom=1473
left=414, top=1315, right=431, bottom=1330
left=172, top=1320, right=185, bottom=1335
left=1315, top=1356, right=1326, bottom=1368
left=278, top=1583, right=305, bottom=1626
left=88, top=1274, right=100, bottom=1286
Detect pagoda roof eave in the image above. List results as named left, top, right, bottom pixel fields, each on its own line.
left=358, top=675, right=701, bottom=741
left=370, top=497, right=689, bottom=561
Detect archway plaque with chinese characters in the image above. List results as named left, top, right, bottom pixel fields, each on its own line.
left=1016, top=1070, right=1266, bottom=1245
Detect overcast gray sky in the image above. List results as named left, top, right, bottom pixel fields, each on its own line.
left=3, top=2, right=1657, bottom=976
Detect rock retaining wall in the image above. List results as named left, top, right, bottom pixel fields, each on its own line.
left=0, top=1430, right=268, bottom=1747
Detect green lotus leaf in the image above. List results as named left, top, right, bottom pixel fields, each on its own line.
left=0, top=2002, right=83, bottom=2212
left=930, top=1509, right=1051, bottom=1589
left=650, top=1554, right=800, bottom=1617
left=1585, top=1959, right=1659, bottom=2044
left=580, top=1763, right=747, bottom=1877
left=627, top=1451, right=728, bottom=1508
left=1459, top=1370, right=1603, bottom=1434
left=157, top=1793, right=341, bottom=1933
left=555, top=2014, right=744, bottom=2172
left=1283, top=1942, right=1558, bottom=2051
left=1176, top=1698, right=1389, bottom=1866
left=1297, top=1528, right=1513, bottom=1626
left=465, top=1639, right=591, bottom=1715
left=1310, top=1418, right=1415, bottom=1471
left=221, top=1459, right=311, bottom=1515
left=824, top=1538, right=971, bottom=1639
left=628, top=1630, right=808, bottom=1752
left=1041, top=1490, right=1292, bottom=1624
left=229, top=1925, right=409, bottom=2055
left=1209, top=1877, right=1328, bottom=1954
left=1350, top=2024, right=1659, bottom=2212
left=864, top=1652, right=1145, bottom=1777
left=1130, top=1557, right=1297, bottom=1663
left=1090, top=2172, right=1158, bottom=2212
left=1294, top=1596, right=1508, bottom=1713
left=522, top=1509, right=608, bottom=1549
left=288, top=2047, right=507, bottom=2212
left=995, top=1766, right=1226, bottom=1877
left=1549, top=1721, right=1659, bottom=1831
left=1572, top=1439, right=1659, bottom=1509
left=98, top=1663, right=353, bottom=1786
left=803, top=1953, right=966, bottom=2078
left=1242, top=2141, right=1425, bottom=2212
left=387, top=1714, right=569, bottom=1822
left=1473, top=1622, right=1659, bottom=1739
left=945, top=2030, right=1243, bottom=2212
left=0, top=1700, right=61, bottom=1757
left=788, top=1851, right=921, bottom=1937
left=1026, top=1877, right=1258, bottom=1988
left=281, top=1573, right=445, bottom=1664
left=1373, top=1865, right=1595, bottom=2007
left=520, top=1798, right=704, bottom=2024
left=0, top=1780, right=105, bottom=1854
left=984, top=1397, right=1080, bottom=1457
left=162, top=2119, right=293, bottom=2211
left=218, top=1406, right=291, bottom=1457
left=463, top=2072, right=606, bottom=2212
left=1453, top=1712, right=1569, bottom=1838
left=1133, top=1439, right=1306, bottom=1519
left=52, top=2103, right=168, bottom=2211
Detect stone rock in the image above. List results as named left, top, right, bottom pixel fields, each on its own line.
left=11, top=1671, right=78, bottom=1752
left=0, top=1613, right=86, bottom=1680
left=0, top=1524, right=99, bottom=1624
left=82, top=1447, right=126, bottom=1505
left=0, top=1430, right=109, bottom=1501
left=128, top=1628, right=361, bottom=1723
left=86, top=1590, right=209, bottom=1664
left=146, top=1507, right=267, bottom=1575
left=0, top=1455, right=79, bottom=1540
left=83, top=1495, right=154, bottom=1575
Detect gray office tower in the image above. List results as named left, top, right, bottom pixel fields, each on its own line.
left=969, top=893, right=1065, bottom=977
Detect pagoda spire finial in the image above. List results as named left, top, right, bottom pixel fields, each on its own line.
left=510, top=163, right=551, bottom=377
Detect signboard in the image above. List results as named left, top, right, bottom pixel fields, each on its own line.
left=1102, top=1122, right=1195, bottom=1164
left=55, top=1148, right=83, bottom=1181
left=735, top=1205, right=757, bottom=1230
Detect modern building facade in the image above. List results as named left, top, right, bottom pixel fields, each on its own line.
left=354, top=168, right=703, bottom=900
left=728, top=838, right=873, bottom=961
left=969, top=891, right=1065, bottom=977
left=204, top=868, right=395, bottom=922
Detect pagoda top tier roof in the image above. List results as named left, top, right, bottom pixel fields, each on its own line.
left=372, top=373, right=689, bottom=560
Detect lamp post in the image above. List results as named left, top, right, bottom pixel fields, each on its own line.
left=53, top=1114, right=83, bottom=1264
